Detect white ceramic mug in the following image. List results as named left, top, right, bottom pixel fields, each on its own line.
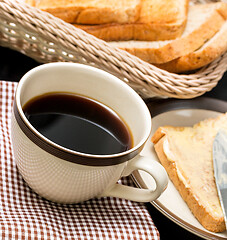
left=11, top=62, right=168, bottom=203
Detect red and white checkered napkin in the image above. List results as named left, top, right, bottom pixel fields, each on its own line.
left=0, top=80, right=160, bottom=239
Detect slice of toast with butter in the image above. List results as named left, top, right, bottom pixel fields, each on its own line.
left=151, top=113, right=227, bottom=233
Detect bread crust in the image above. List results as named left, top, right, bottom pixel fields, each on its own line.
left=151, top=126, right=226, bottom=233
left=74, top=20, right=186, bottom=41
left=74, top=0, right=189, bottom=41
left=112, top=3, right=226, bottom=64
left=25, top=0, right=141, bottom=24
left=155, top=21, right=227, bottom=73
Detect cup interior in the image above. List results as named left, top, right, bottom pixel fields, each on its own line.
left=16, top=63, right=151, bottom=155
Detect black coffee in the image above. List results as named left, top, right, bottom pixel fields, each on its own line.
left=23, top=93, right=133, bottom=155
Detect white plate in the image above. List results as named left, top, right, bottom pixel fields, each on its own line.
left=133, top=97, right=227, bottom=240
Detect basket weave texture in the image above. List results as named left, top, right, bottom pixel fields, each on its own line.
left=0, top=0, right=226, bottom=99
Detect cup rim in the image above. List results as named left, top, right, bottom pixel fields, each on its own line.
left=14, top=63, right=152, bottom=166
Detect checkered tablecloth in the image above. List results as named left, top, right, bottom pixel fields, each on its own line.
left=0, top=80, right=160, bottom=239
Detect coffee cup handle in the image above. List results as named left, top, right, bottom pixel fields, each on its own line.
left=101, top=155, right=168, bottom=202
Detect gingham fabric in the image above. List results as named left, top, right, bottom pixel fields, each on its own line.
left=0, top=80, right=160, bottom=240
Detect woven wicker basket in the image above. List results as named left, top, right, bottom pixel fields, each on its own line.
left=0, top=0, right=226, bottom=99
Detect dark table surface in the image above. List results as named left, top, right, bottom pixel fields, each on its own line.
left=1, top=46, right=227, bottom=240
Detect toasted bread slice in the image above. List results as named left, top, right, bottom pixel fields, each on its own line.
left=151, top=113, right=227, bottom=233
left=108, top=2, right=227, bottom=63
left=74, top=0, right=189, bottom=41
left=25, top=0, right=141, bottom=24
left=155, top=21, right=227, bottom=73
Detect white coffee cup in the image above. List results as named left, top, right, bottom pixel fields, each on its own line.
left=11, top=62, right=168, bottom=203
